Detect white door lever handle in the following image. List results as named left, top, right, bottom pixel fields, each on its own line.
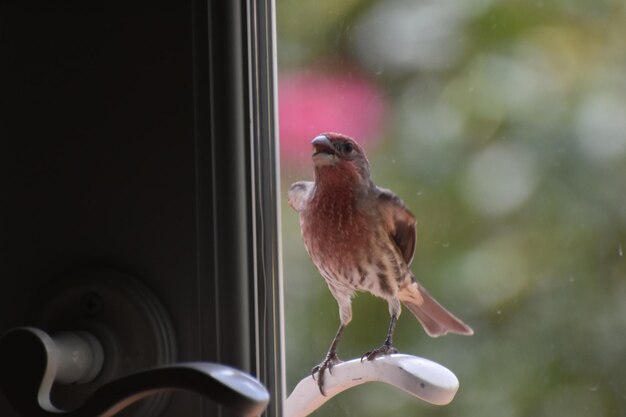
left=285, top=354, right=459, bottom=417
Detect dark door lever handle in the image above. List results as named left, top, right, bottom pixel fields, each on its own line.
left=0, top=328, right=270, bottom=417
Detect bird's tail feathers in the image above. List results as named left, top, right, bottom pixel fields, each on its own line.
left=399, top=281, right=473, bottom=337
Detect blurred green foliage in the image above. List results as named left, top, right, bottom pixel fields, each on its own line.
left=278, top=0, right=626, bottom=416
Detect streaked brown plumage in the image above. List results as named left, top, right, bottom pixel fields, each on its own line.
left=288, top=132, right=473, bottom=395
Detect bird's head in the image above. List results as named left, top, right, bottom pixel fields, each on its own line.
left=311, top=133, right=371, bottom=184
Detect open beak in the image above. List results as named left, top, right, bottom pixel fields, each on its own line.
left=312, top=135, right=335, bottom=156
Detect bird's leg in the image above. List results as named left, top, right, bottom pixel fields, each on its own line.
left=361, top=314, right=399, bottom=362
left=311, top=323, right=345, bottom=396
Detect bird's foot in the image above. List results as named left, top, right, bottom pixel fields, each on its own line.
left=311, top=353, right=342, bottom=396
left=360, top=342, right=398, bottom=362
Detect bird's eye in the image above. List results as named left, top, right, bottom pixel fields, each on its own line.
left=342, top=142, right=354, bottom=154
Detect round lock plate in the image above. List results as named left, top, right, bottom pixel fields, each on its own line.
left=36, top=268, right=177, bottom=417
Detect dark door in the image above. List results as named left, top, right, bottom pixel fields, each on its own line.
left=0, top=1, right=282, bottom=416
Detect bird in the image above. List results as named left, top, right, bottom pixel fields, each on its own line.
left=288, top=132, right=473, bottom=395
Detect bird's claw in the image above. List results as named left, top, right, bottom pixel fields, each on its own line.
left=360, top=343, right=398, bottom=362
left=311, top=354, right=342, bottom=396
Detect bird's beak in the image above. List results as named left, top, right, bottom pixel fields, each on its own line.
left=312, top=135, right=335, bottom=156
left=311, top=135, right=338, bottom=167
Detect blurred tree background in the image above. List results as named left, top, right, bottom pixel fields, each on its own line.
left=277, top=0, right=626, bottom=416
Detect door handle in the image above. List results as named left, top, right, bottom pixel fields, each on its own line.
left=285, top=354, right=459, bottom=417
left=0, top=269, right=269, bottom=417
left=0, top=327, right=269, bottom=417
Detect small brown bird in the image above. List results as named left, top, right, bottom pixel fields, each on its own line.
left=288, top=133, right=473, bottom=395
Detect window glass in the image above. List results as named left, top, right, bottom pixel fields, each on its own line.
left=278, top=1, right=626, bottom=416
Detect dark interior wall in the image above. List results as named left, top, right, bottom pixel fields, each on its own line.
left=0, top=2, right=208, bottom=416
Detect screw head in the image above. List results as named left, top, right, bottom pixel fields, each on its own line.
left=81, top=292, right=103, bottom=317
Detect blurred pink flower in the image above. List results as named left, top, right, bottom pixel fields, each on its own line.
left=279, top=69, right=387, bottom=163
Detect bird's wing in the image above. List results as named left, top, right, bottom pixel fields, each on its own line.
left=288, top=181, right=314, bottom=212
left=376, top=187, right=417, bottom=266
